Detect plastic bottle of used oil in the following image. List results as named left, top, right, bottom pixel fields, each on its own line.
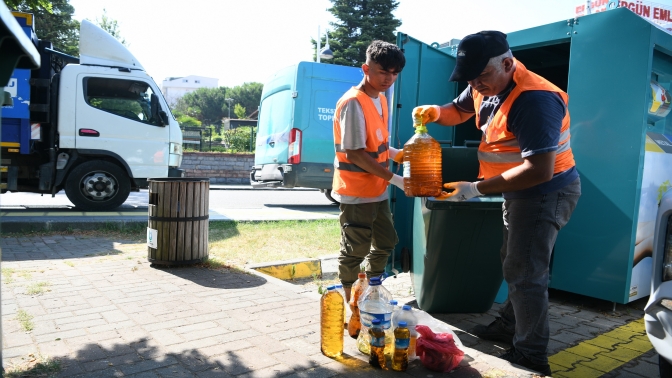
left=321, top=285, right=344, bottom=358
left=347, top=272, right=368, bottom=338
left=369, top=318, right=387, bottom=369
left=392, top=321, right=410, bottom=371
left=402, top=120, right=442, bottom=197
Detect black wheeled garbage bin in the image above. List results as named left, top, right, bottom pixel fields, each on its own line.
left=410, top=146, right=504, bottom=313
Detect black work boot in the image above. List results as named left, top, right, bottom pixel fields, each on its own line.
left=470, top=317, right=515, bottom=344
left=499, top=348, right=552, bottom=377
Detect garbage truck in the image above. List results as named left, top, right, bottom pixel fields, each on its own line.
left=250, top=62, right=362, bottom=203
left=1, top=12, right=183, bottom=211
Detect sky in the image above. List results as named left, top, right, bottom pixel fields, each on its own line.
left=66, top=0, right=672, bottom=88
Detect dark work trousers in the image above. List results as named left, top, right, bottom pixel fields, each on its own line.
left=498, top=177, right=581, bottom=365
left=337, top=200, right=398, bottom=292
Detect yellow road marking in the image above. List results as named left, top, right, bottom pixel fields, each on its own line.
left=549, top=318, right=653, bottom=377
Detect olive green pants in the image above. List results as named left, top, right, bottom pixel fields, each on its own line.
left=338, top=200, right=398, bottom=291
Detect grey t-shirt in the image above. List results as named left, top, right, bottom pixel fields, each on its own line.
left=333, top=95, right=388, bottom=204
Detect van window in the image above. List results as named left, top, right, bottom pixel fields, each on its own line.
left=84, top=77, right=162, bottom=126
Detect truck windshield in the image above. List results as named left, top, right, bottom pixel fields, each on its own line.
left=84, top=77, right=164, bottom=126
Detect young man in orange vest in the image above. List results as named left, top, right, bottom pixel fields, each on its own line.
left=332, top=40, right=406, bottom=304
left=414, top=31, right=581, bottom=376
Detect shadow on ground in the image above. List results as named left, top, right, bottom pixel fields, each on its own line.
left=152, top=264, right=267, bottom=290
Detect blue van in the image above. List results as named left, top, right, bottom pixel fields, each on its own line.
left=250, top=62, right=363, bottom=202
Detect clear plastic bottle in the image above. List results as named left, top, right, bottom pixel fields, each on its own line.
left=369, top=318, right=386, bottom=369
left=402, top=121, right=442, bottom=197
left=396, top=305, right=418, bottom=359
left=392, top=321, right=410, bottom=371
left=357, top=276, right=393, bottom=355
left=385, top=299, right=402, bottom=356
left=347, top=272, right=368, bottom=338
left=320, top=285, right=344, bottom=358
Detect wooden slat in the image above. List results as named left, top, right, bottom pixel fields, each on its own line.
left=203, top=180, right=209, bottom=259
left=169, top=182, right=179, bottom=262
left=193, top=181, right=201, bottom=258
left=177, top=181, right=187, bottom=261
left=184, top=181, right=194, bottom=261
left=161, top=181, right=172, bottom=261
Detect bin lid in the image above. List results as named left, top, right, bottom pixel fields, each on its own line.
left=425, top=195, right=504, bottom=211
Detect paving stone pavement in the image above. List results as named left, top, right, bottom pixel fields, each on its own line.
left=0, top=235, right=658, bottom=377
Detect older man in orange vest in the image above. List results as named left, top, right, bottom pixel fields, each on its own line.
left=414, top=31, right=581, bottom=376
left=332, top=40, right=406, bottom=304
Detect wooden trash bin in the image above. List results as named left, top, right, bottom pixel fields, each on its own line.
left=147, top=177, right=209, bottom=265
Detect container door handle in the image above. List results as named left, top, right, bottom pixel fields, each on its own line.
left=79, top=128, right=100, bottom=137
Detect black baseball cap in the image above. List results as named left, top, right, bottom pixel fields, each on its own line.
left=449, top=31, right=509, bottom=82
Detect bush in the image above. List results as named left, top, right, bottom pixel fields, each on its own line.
left=222, top=127, right=255, bottom=153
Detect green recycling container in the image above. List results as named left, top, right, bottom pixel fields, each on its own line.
left=410, top=147, right=504, bottom=313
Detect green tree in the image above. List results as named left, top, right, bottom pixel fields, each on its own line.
left=93, top=8, right=126, bottom=45
left=8, top=0, right=80, bottom=56
left=226, top=82, right=263, bottom=118
left=233, top=104, right=246, bottom=119
left=173, top=87, right=228, bottom=126
left=313, top=0, right=401, bottom=67
left=4, top=0, right=51, bottom=12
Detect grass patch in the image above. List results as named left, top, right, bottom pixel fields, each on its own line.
left=2, top=220, right=341, bottom=270
left=63, top=261, right=74, bottom=267
left=208, top=220, right=340, bottom=267
left=25, top=282, right=50, bottom=296
left=2, top=267, right=16, bottom=283
left=4, top=354, right=61, bottom=377
left=16, top=309, right=34, bottom=331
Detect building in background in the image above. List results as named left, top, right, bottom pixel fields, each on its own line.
left=161, top=75, right=218, bottom=106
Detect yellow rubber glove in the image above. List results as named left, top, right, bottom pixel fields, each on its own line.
left=412, top=105, right=441, bottom=125
left=392, top=149, right=404, bottom=163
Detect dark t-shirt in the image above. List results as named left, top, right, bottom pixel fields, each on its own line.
left=453, top=83, right=578, bottom=199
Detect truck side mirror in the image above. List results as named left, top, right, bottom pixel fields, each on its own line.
left=159, top=110, right=169, bottom=126
left=150, top=93, right=164, bottom=126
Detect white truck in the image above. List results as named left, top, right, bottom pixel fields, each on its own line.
left=2, top=12, right=183, bottom=211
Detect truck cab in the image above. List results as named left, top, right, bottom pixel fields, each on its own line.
left=1, top=13, right=183, bottom=211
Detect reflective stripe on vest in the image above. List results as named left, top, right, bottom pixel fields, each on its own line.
left=332, top=88, right=390, bottom=197
left=474, top=59, right=575, bottom=179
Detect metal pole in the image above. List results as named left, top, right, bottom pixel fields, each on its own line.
left=317, top=25, right=321, bottom=63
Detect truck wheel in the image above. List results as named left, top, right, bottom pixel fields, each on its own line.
left=65, top=160, right=131, bottom=211
left=325, top=189, right=340, bottom=204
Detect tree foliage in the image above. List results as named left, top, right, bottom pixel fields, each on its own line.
left=93, top=8, right=126, bottom=46
left=8, top=0, right=80, bottom=56
left=233, top=103, right=246, bottom=119
left=226, top=82, right=263, bottom=117
left=173, top=87, right=228, bottom=126
left=171, top=82, right=262, bottom=126
left=313, top=0, right=401, bottom=67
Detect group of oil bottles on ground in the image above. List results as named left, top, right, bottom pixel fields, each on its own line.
left=320, top=121, right=445, bottom=370
left=320, top=274, right=418, bottom=371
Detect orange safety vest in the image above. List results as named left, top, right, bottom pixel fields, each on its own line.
left=474, top=59, right=575, bottom=179
left=332, top=88, right=390, bottom=197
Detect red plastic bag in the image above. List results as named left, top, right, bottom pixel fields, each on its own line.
left=415, top=324, right=465, bottom=372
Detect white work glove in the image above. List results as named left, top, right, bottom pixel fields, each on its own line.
left=443, top=181, right=482, bottom=202
left=389, top=147, right=403, bottom=163
left=388, top=174, right=404, bottom=190
left=412, top=105, right=441, bottom=124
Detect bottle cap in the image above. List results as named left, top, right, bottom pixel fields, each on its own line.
left=399, top=321, right=407, bottom=327
left=403, top=305, right=412, bottom=311
left=326, top=285, right=335, bottom=290
left=335, top=284, right=343, bottom=288
left=369, top=277, right=381, bottom=286
left=372, top=318, right=381, bottom=325
left=358, top=272, right=367, bottom=279
left=390, top=300, right=398, bottom=305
